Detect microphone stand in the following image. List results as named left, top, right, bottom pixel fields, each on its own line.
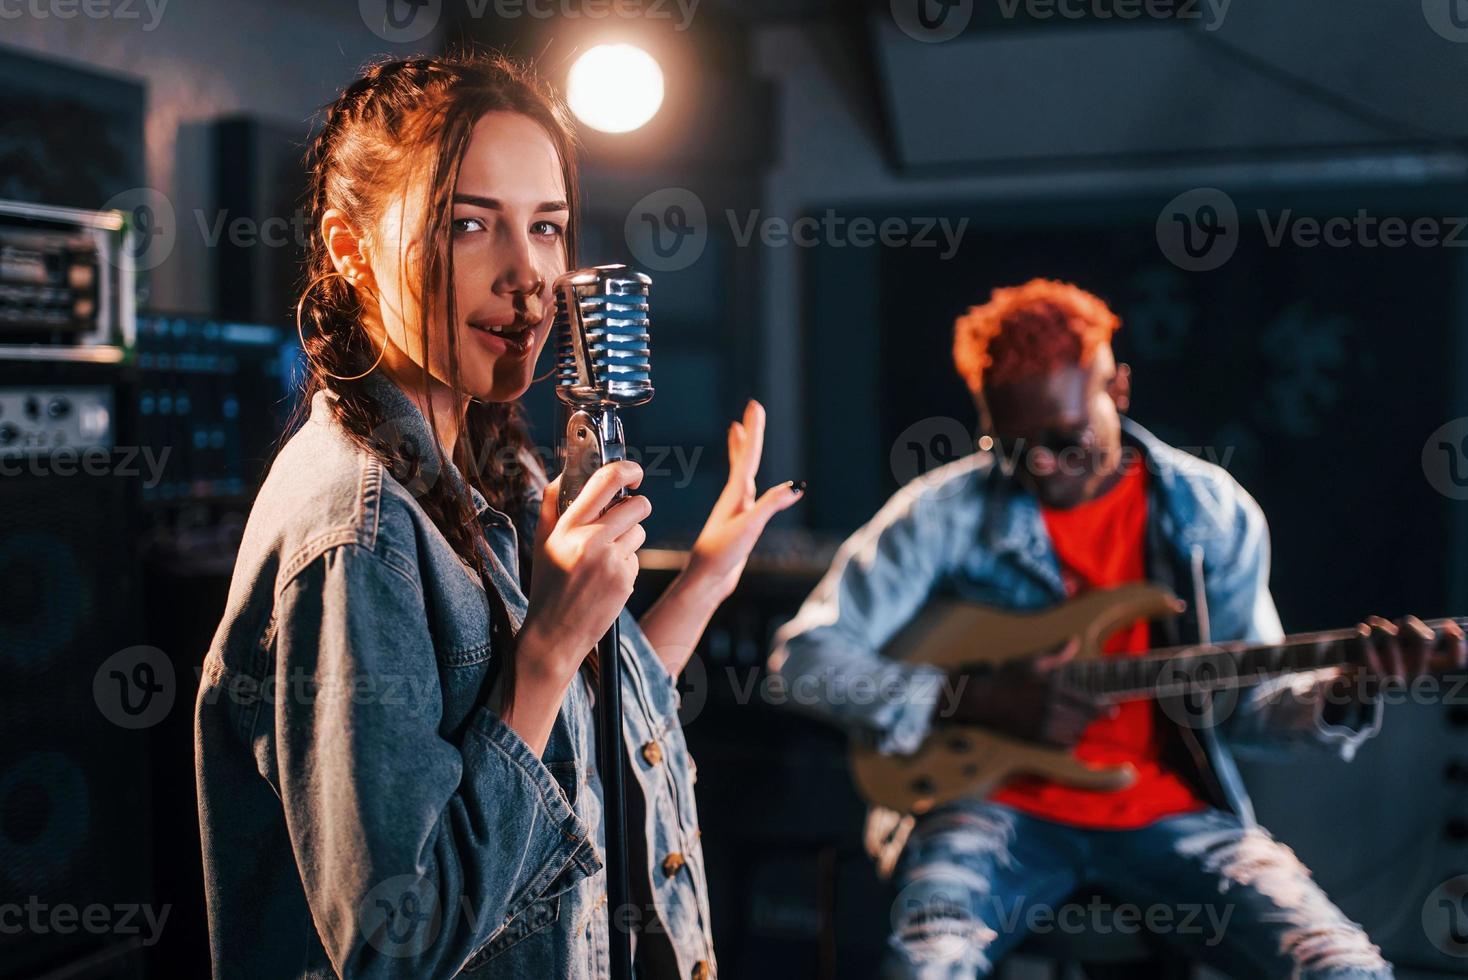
left=595, top=614, right=632, bottom=980
left=559, top=402, right=634, bottom=980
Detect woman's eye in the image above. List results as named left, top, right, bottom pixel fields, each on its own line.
left=531, top=220, right=565, bottom=239
left=452, top=216, right=486, bottom=235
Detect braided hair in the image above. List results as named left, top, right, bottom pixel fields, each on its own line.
left=293, top=53, right=581, bottom=705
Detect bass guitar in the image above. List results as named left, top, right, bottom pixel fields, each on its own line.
left=851, top=582, right=1465, bottom=815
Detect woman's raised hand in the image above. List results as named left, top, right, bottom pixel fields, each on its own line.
left=685, top=399, right=804, bottom=603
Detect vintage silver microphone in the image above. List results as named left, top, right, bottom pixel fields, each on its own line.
left=552, top=264, right=652, bottom=980
left=554, top=264, right=653, bottom=503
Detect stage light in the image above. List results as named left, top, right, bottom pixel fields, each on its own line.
left=566, top=44, right=664, bottom=134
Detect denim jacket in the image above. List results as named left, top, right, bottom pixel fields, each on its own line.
left=769, top=418, right=1381, bottom=869
left=194, top=373, right=716, bottom=979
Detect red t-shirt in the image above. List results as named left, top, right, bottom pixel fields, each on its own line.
left=989, top=463, right=1207, bottom=829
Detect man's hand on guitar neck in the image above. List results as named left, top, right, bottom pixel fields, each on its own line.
left=934, top=636, right=1118, bottom=747
left=1326, top=615, right=1467, bottom=717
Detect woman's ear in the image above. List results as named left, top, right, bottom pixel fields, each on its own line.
left=321, top=209, right=375, bottom=291
left=1109, top=362, right=1132, bottom=414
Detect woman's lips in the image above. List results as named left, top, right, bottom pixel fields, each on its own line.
left=468, top=320, right=535, bottom=356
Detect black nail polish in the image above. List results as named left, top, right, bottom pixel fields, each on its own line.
left=790, top=479, right=807, bottom=494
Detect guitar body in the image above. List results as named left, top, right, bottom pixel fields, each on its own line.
left=850, top=582, right=1181, bottom=815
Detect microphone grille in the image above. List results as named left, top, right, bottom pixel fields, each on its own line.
left=554, top=265, right=653, bottom=407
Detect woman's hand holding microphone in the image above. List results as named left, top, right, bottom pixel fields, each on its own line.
left=501, top=460, right=649, bottom=754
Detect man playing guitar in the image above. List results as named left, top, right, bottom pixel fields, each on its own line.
left=769, top=279, right=1466, bottom=978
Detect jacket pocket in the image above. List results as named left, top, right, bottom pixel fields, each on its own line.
left=462, top=893, right=560, bottom=971
left=545, top=759, right=580, bottom=811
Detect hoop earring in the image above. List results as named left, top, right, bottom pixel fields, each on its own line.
left=295, top=270, right=388, bottom=382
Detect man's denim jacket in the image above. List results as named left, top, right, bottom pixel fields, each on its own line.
left=195, top=374, right=716, bottom=979
left=769, top=417, right=1381, bottom=871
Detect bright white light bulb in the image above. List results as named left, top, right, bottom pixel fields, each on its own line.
left=566, top=44, right=665, bottom=134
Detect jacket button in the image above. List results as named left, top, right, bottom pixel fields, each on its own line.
left=661, top=852, right=686, bottom=878
left=691, top=960, right=711, bottom=980
left=642, top=741, right=663, bottom=765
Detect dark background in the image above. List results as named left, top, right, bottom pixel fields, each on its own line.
left=3, top=1, right=1468, bottom=978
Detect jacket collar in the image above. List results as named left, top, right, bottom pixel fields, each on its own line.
left=976, top=415, right=1174, bottom=598
left=1117, top=415, right=1184, bottom=514
left=979, top=475, right=1065, bottom=598
left=309, top=373, right=498, bottom=522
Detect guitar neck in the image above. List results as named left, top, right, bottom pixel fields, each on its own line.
left=1058, top=616, right=1468, bottom=702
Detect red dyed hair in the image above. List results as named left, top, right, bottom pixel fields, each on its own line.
left=953, top=279, right=1121, bottom=394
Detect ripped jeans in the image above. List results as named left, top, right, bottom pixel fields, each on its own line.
left=883, top=802, right=1391, bottom=979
